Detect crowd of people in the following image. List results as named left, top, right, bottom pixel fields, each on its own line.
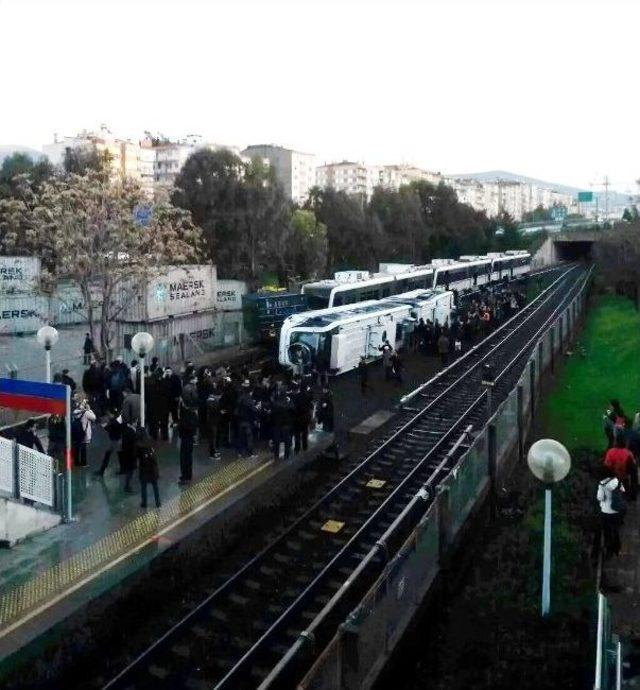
left=12, top=356, right=337, bottom=511
left=596, top=399, right=640, bottom=558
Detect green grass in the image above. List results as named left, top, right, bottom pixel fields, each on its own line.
left=543, top=294, right=640, bottom=451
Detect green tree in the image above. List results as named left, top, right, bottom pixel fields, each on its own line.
left=63, top=146, right=111, bottom=175
left=0, top=152, right=54, bottom=199
left=0, top=171, right=202, bottom=355
left=286, top=209, right=328, bottom=279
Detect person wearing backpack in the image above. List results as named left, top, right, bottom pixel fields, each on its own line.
left=136, top=428, right=160, bottom=509
left=597, top=466, right=625, bottom=558
left=107, top=360, right=127, bottom=413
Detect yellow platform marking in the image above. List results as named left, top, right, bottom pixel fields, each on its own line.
left=366, top=478, right=386, bottom=489
left=321, top=520, right=345, bottom=534
left=0, top=456, right=273, bottom=637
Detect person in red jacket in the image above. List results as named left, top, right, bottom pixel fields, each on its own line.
left=604, top=436, right=636, bottom=493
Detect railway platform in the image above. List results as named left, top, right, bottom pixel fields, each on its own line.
left=0, top=425, right=334, bottom=662
left=0, top=349, right=442, bottom=669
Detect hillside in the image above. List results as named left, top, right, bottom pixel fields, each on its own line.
left=0, top=145, right=45, bottom=165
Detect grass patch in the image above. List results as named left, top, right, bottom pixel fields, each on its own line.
left=543, top=294, right=640, bottom=452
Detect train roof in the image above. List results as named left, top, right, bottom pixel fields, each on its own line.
left=290, top=289, right=450, bottom=331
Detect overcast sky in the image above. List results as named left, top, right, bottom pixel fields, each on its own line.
left=2, top=0, right=638, bottom=191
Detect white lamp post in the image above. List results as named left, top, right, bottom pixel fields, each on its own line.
left=131, top=332, right=154, bottom=428
left=36, top=326, right=59, bottom=383
left=527, top=438, right=571, bottom=616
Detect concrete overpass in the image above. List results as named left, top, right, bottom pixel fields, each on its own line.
left=534, top=230, right=599, bottom=266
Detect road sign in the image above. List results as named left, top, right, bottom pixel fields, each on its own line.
left=133, top=204, right=153, bottom=227
left=550, top=206, right=567, bottom=222
left=577, top=191, right=593, bottom=203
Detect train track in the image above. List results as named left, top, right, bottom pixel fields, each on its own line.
left=104, top=264, right=588, bottom=690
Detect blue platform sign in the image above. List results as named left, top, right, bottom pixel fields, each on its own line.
left=133, top=204, right=153, bottom=227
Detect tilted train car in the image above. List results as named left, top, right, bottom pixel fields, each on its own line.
left=279, top=289, right=453, bottom=375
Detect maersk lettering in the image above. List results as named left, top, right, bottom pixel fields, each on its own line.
left=168, top=279, right=206, bottom=301
left=0, top=309, right=39, bottom=320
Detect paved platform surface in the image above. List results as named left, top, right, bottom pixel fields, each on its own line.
left=0, top=348, right=442, bottom=651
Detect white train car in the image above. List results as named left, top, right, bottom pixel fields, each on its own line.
left=279, top=289, right=454, bottom=375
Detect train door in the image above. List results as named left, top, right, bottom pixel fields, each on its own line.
left=366, top=323, right=387, bottom=358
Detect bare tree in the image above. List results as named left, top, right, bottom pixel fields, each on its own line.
left=0, top=170, right=203, bottom=356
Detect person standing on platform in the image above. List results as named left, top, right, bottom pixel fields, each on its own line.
left=391, top=351, right=403, bottom=386
left=293, top=379, right=314, bottom=453
left=120, top=422, right=138, bottom=493
left=95, top=411, right=124, bottom=477
left=236, top=381, right=258, bottom=459
left=121, top=385, right=141, bottom=428
left=82, top=361, right=105, bottom=418
left=137, top=429, right=160, bottom=509
left=379, top=340, right=394, bottom=381
left=178, top=402, right=198, bottom=484
left=83, top=333, right=94, bottom=365
left=206, top=384, right=222, bottom=460
left=272, top=388, right=294, bottom=461
left=437, top=330, right=450, bottom=368
left=71, top=395, right=96, bottom=467
left=358, top=356, right=369, bottom=396
left=164, top=367, right=183, bottom=427
left=107, top=360, right=127, bottom=413
left=61, top=369, right=77, bottom=394
left=597, top=466, right=625, bottom=558
left=318, top=386, right=335, bottom=433
left=47, top=413, right=66, bottom=469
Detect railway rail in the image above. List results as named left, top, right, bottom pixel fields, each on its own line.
left=104, top=264, right=588, bottom=690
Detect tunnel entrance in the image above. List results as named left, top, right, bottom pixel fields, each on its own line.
left=554, top=240, right=594, bottom=261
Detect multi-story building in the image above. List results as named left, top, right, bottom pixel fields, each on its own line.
left=317, top=161, right=443, bottom=199
left=241, top=145, right=315, bottom=203
left=316, top=161, right=369, bottom=197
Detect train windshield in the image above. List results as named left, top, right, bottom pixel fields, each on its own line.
left=303, top=286, right=332, bottom=310
left=289, top=331, right=329, bottom=364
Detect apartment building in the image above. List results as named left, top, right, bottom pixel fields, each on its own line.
left=241, top=144, right=315, bottom=203
left=316, top=161, right=369, bottom=197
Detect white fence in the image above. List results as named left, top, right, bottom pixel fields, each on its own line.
left=0, top=436, right=58, bottom=509
left=0, top=436, right=15, bottom=495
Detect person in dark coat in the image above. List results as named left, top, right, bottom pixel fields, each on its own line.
left=137, top=428, right=160, bottom=509
left=120, top=423, right=138, bottom=493
left=61, top=369, right=77, bottom=393
left=391, top=351, right=403, bottom=386
left=272, top=389, right=294, bottom=460
left=82, top=361, right=104, bottom=417
left=17, top=419, right=44, bottom=453
left=83, top=333, right=94, bottom=365
left=358, top=356, right=369, bottom=396
left=236, top=382, right=258, bottom=458
left=317, top=386, right=335, bottom=433
left=178, top=403, right=198, bottom=483
left=47, top=414, right=66, bottom=467
left=219, top=379, right=238, bottom=448
left=95, top=412, right=124, bottom=477
left=206, top=384, right=222, bottom=460
left=164, top=367, right=182, bottom=426
left=293, top=380, right=314, bottom=453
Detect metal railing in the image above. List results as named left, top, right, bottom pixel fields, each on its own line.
left=296, top=267, right=592, bottom=690
left=0, top=435, right=62, bottom=514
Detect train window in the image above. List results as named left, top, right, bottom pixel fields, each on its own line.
left=334, top=294, right=344, bottom=306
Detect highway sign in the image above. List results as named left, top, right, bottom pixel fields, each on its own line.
left=577, top=191, right=593, bottom=202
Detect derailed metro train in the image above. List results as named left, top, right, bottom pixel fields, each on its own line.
left=279, top=250, right=531, bottom=375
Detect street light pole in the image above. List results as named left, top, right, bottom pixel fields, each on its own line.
left=527, top=438, right=571, bottom=617
left=139, top=353, right=146, bottom=428
left=131, top=332, right=154, bottom=430
left=542, top=486, right=552, bottom=616
left=36, top=326, right=59, bottom=384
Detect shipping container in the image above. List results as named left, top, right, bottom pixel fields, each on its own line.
left=113, top=309, right=245, bottom=366
left=0, top=295, right=49, bottom=335
left=0, top=257, right=41, bottom=295
left=118, top=264, right=218, bottom=322
left=242, top=291, right=308, bottom=343
left=215, top=279, right=247, bottom=311
left=51, top=282, right=103, bottom=327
